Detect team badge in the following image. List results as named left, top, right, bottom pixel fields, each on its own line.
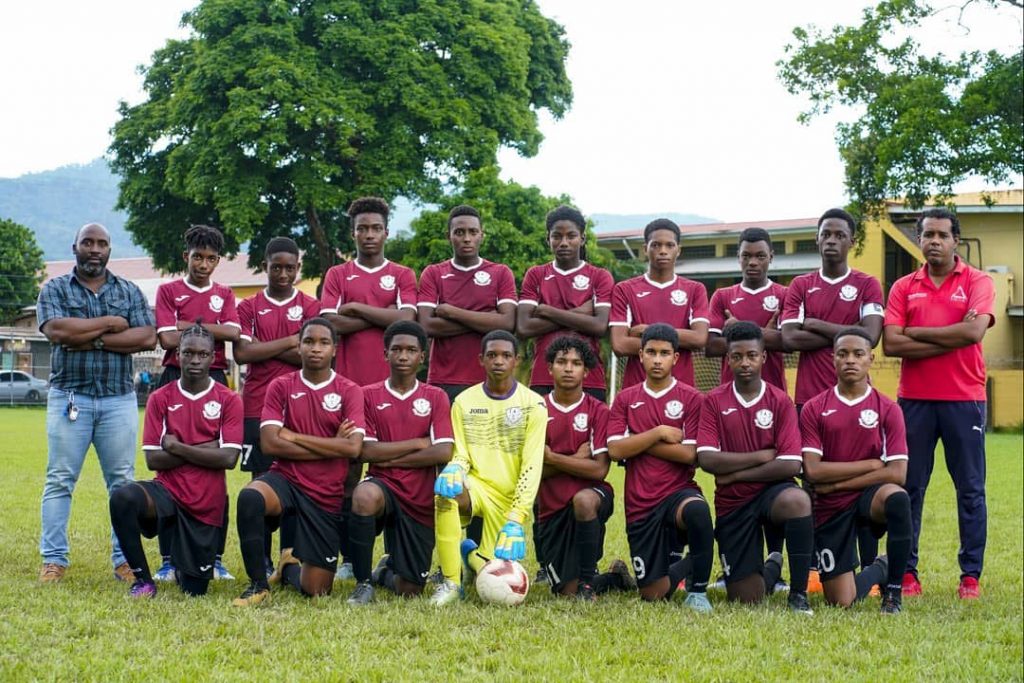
left=665, top=400, right=683, bottom=419
left=473, top=271, right=492, bottom=287
left=379, top=275, right=396, bottom=291
left=209, top=295, right=224, bottom=313
left=286, top=304, right=303, bottom=322
left=858, top=409, right=879, bottom=429
left=762, top=295, right=779, bottom=312
left=572, top=274, right=590, bottom=291
left=951, top=286, right=967, bottom=303
left=505, top=406, right=524, bottom=427
left=670, top=290, right=688, bottom=307
left=412, top=398, right=431, bottom=417
left=573, top=413, right=589, bottom=432
left=202, top=400, right=222, bottom=420
left=754, top=409, right=774, bottom=430
left=322, top=393, right=342, bottom=412
left=839, top=285, right=858, bottom=302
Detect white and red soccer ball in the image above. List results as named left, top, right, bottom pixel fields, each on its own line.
left=475, top=560, right=530, bottom=606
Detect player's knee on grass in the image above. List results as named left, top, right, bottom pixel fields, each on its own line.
left=393, top=576, right=424, bottom=597
left=178, top=574, right=210, bottom=597
left=639, top=577, right=671, bottom=601
left=823, top=573, right=856, bottom=607
left=571, top=489, right=601, bottom=521
left=726, top=573, right=766, bottom=604
left=351, top=481, right=385, bottom=517
left=300, top=565, right=334, bottom=597
left=770, top=487, right=812, bottom=521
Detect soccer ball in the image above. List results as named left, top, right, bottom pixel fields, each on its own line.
left=474, top=560, right=530, bottom=606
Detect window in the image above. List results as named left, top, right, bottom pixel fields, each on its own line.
left=794, top=239, right=818, bottom=254
left=773, top=242, right=787, bottom=255
left=681, top=245, right=716, bottom=260
left=12, top=372, right=28, bottom=383
left=724, top=243, right=738, bottom=258
left=0, top=373, right=9, bottom=382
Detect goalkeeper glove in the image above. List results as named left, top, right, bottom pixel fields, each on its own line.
left=494, top=520, right=526, bottom=561
left=434, top=463, right=465, bottom=498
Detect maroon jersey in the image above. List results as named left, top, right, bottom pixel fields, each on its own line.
left=708, top=281, right=789, bottom=391
left=155, top=279, right=241, bottom=369
left=142, top=380, right=243, bottom=526
left=607, top=380, right=703, bottom=524
left=609, top=274, right=710, bottom=389
left=519, top=262, right=614, bottom=390
left=780, top=269, right=883, bottom=405
left=537, top=393, right=612, bottom=521
left=320, top=260, right=418, bottom=386
left=363, top=380, right=455, bottom=527
left=238, top=289, right=321, bottom=418
left=800, top=385, right=908, bottom=526
left=417, top=259, right=517, bottom=385
left=261, top=371, right=366, bottom=513
left=696, top=382, right=801, bottom=518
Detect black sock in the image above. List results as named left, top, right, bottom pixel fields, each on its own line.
left=177, top=574, right=210, bottom=597
left=857, top=524, right=878, bottom=569
left=282, top=563, right=302, bottom=591
left=338, top=496, right=353, bottom=563
left=218, top=497, right=230, bottom=556
left=377, top=566, right=397, bottom=592
left=109, top=484, right=152, bottom=583
left=761, top=556, right=783, bottom=593
left=784, top=515, right=814, bottom=594
left=666, top=556, right=693, bottom=599
left=576, top=518, right=601, bottom=584
left=854, top=560, right=886, bottom=600
left=348, top=513, right=376, bottom=582
left=280, top=510, right=296, bottom=550
left=884, top=491, right=912, bottom=590
left=591, top=571, right=624, bottom=594
left=237, top=488, right=269, bottom=589
left=682, top=499, right=713, bottom=593
left=533, top=503, right=545, bottom=568
left=263, top=526, right=274, bottom=566
left=764, top=521, right=784, bottom=555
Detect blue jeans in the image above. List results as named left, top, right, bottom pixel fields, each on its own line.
left=41, top=388, right=138, bottom=568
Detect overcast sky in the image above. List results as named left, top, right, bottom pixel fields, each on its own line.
left=1, top=1, right=1020, bottom=222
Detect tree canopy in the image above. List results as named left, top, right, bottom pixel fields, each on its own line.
left=777, top=0, right=1023, bottom=219
left=109, top=0, right=572, bottom=277
left=0, top=218, right=45, bottom=324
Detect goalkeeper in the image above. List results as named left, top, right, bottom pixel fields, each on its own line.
left=431, top=330, right=547, bottom=605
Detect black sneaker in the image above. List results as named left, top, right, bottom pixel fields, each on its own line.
left=371, top=554, right=391, bottom=586
left=881, top=587, right=902, bottom=614
left=576, top=582, right=597, bottom=602
left=347, top=580, right=375, bottom=606
left=534, top=567, right=550, bottom=585
left=606, top=559, right=637, bottom=591
left=787, top=591, right=814, bottom=615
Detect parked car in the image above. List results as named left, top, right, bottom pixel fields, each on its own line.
left=0, top=371, right=49, bottom=403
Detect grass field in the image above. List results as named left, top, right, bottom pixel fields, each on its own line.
left=0, top=408, right=1020, bottom=681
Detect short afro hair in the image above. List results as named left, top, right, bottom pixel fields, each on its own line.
left=481, top=329, right=518, bottom=355
left=545, top=334, right=598, bottom=370
left=641, top=322, right=679, bottom=352
left=724, top=321, right=764, bottom=347
left=300, top=317, right=338, bottom=344
left=448, top=204, right=481, bottom=231
left=265, top=236, right=300, bottom=260
left=834, top=326, right=874, bottom=347
left=738, top=227, right=772, bottom=250
left=817, top=208, right=857, bottom=238
left=546, top=205, right=585, bottom=232
left=184, top=225, right=225, bottom=254
left=383, top=320, right=428, bottom=352
left=644, top=218, right=681, bottom=243
left=348, top=197, right=389, bottom=226
left=915, top=207, right=960, bottom=238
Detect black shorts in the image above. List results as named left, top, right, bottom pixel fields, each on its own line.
left=241, top=417, right=273, bottom=473
left=436, top=384, right=471, bottom=404
left=626, top=488, right=703, bottom=588
left=536, top=486, right=614, bottom=593
left=361, top=478, right=434, bottom=586
left=259, top=471, right=342, bottom=571
left=137, top=480, right=218, bottom=580
left=716, top=482, right=799, bottom=584
left=156, top=366, right=228, bottom=389
left=815, top=484, right=886, bottom=580
left=529, top=385, right=607, bottom=403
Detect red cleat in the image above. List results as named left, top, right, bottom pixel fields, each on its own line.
left=958, top=576, right=980, bottom=599
left=902, top=572, right=922, bottom=597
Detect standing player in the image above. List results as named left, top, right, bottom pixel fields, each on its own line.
left=109, top=323, right=243, bottom=598
left=233, top=318, right=366, bottom=605
left=517, top=205, right=614, bottom=400
left=780, top=208, right=884, bottom=588
left=609, top=219, right=709, bottom=389
left=696, top=322, right=813, bottom=613
left=537, top=335, right=634, bottom=601
left=234, top=237, right=320, bottom=576
left=417, top=205, right=517, bottom=403
left=346, top=321, right=454, bottom=604
left=153, top=224, right=241, bottom=581
left=882, top=208, right=994, bottom=599
left=801, top=328, right=912, bottom=614
left=320, top=197, right=417, bottom=580
left=607, top=324, right=714, bottom=611
left=431, top=331, right=546, bottom=606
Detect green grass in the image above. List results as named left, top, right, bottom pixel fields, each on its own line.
left=0, top=408, right=1020, bottom=681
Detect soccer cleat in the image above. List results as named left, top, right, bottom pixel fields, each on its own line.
left=427, top=567, right=444, bottom=585
left=534, top=567, right=550, bottom=586
left=868, top=584, right=882, bottom=598
left=958, top=576, right=980, bottom=600
left=708, top=573, right=727, bottom=591
left=213, top=558, right=234, bottom=580
left=683, top=592, right=713, bottom=613
left=153, top=559, right=176, bottom=583
left=576, top=583, right=597, bottom=603
left=430, top=579, right=463, bottom=606
left=347, top=581, right=375, bottom=605
left=335, top=562, right=355, bottom=581
left=787, top=591, right=814, bottom=615
left=232, top=583, right=271, bottom=607
left=902, top=571, right=922, bottom=597
left=39, top=563, right=66, bottom=584
left=460, top=539, right=479, bottom=581
left=129, top=580, right=157, bottom=599
left=607, top=559, right=637, bottom=591
left=371, top=555, right=392, bottom=586
left=881, top=587, right=903, bottom=614
left=114, top=562, right=134, bottom=582
left=806, top=569, right=823, bottom=594
left=773, top=579, right=791, bottom=594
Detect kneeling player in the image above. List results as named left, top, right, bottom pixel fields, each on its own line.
left=233, top=318, right=365, bottom=605
left=346, top=321, right=454, bottom=604
left=607, top=324, right=714, bottom=612
left=537, top=335, right=634, bottom=600
left=109, top=323, right=243, bottom=597
left=801, top=328, right=912, bottom=614
left=432, top=331, right=547, bottom=605
left=696, top=322, right=814, bottom=613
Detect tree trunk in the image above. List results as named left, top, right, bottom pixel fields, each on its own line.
left=306, top=204, right=334, bottom=282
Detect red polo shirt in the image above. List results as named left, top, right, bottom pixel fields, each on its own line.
left=884, top=258, right=995, bottom=401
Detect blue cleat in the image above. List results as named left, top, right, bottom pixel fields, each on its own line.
left=153, top=559, right=176, bottom=583
left=213, top=558, right=234, bottom=581
left=684, top=592, right=713, bottom=613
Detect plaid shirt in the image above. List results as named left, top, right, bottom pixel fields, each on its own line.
left=37, top=268, right=155, bottom=397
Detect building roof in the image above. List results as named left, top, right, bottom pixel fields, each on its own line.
left=597, top=217, right=819, bottom=241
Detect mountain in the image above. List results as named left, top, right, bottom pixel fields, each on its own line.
left=590, top=212, right=720, bottom=233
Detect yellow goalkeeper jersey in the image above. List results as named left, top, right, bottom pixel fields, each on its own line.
left=451, top=382, right=547, bottom=522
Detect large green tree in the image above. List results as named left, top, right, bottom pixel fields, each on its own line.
left=777, top=0, right=1023, bottom=219
left=109, top=0, right=572, bottom=277
left=0, top=219, right=46, bottom=324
